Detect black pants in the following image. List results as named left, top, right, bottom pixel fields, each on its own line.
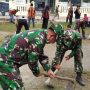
left=66, top=16, right=73, bottom=25
left=42, top=18, right=48, bottom=29
left=69, top=16, right=73, bottom=25
left=16, top=19, right=29, bottom=34
left=78, top=22, right=86, bottom=39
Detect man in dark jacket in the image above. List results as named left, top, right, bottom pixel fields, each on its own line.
left=42, top=5, right=49, bottom=29
left=74, top=5, right=81, bottom=30
left=66, top=5, right=73, bottom=25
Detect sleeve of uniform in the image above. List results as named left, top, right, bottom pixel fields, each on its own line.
left=38, top=54, right=50, bottom=72
left=69, top=50, right=75, bottom=58
left=28, top=32, right=51, bottom=72
left=53, top=41, right=63, bottom=65
left=69, top=42, right=82, bottom=58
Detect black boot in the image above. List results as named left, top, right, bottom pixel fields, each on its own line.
left=76, top=72, right=85, bottom=86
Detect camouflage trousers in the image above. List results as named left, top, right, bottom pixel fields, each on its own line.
left=28, top=55, right=49, bottom=77
left=52, top=48, right=83, bottom=74
left=0, top=58, right=25, bottom=90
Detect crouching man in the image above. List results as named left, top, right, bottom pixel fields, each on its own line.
left=51, top=24, right=85, bottom=86
left=0, top=27, right=57, bottom=90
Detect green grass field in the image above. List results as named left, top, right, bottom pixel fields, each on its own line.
left=0, top=22, right=90, bottom=34
left=0, top=22, right=42, bottom=32
left=0, top=22, right=90, bottom=44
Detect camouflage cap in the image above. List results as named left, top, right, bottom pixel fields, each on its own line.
left=49, top=22, right=64, bottom=36
left=54, top=24, right=64, bottom=36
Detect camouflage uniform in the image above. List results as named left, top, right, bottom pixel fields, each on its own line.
left=52, top=24, right=83, bottom=75
left=0, top=30, right=50, bottom=90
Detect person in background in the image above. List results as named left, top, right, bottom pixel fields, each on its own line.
left=66, top=5, right=73, bottom=25
left=28, top=3, right=35, bottom=28
left=76, top=19, right=86, bottom=39
left=42, top=5, right=49, bottom=29
left=0, top=26, right=58, bottom=90
left=15, top=15, right=29, bottom=34
left=31, top=0, right=35, bottom=8
left=74, top=5, right=81, bottom=30
left=83, top=14, right=88, bottom=27
left=66, top=24, right=73, bottom=31
left=53, top=5, right=60, bottom=19
left=9, top=9, right=18, bottom=24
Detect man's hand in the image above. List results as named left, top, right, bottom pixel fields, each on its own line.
left=65, top=55, right=70, bottom=60
left=55, top=64, right=61, bottom=70
left=47, top=70, right=56, bottom=78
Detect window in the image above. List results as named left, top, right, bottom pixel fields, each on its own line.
left=71, top=0, right=81, bottom=6
left=59, top=0, right=68, bottom=2
left=6, top=0, right=9, bottom=2
left=26, top=0, right=27, bottom=3
left=83, top=0, right=90, bottom=3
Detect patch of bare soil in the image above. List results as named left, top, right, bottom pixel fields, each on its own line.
left=20, top=66, right=90, bottom=90
left=0, top=32, right=90, bottom=90
left=0, top=31, right=13, bottom=45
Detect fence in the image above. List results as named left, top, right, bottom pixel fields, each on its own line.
left=59, top=5, right=90, bottom=18
left=15, top=4, right=29, bottom=16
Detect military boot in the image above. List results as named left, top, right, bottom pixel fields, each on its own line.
left=76, top=72, right=85, bottom=86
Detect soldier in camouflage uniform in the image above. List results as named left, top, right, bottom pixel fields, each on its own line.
left=51, top=24, right=85, bottom=86
left=0, top=28, right=56, bottom=90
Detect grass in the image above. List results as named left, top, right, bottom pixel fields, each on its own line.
left=0, top=23, right=16, bottom=32
left=0, top=22, right=90, bottom=33
left=0, top=22, right=42, bottom=32
left=0, top=22, right=90, bottom=45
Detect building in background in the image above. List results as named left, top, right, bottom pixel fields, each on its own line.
left=71, top=0, right=81, bottom=6
left=1, top=0, right=90, bottom=17
left=33, top=0, right=55, bottom=11
left=9, top=0, right=30, bottom=16
left=9, top=0, right=55, bottom=15
left=5, top=0, right=55, bottom=12
left=0, top=0, right=9, bottom=2
left=55, top=0, right=90, bottom=18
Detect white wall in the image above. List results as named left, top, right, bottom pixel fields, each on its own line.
left=55, top=1, right=90, bottom=18
left=9, top=0, right=30, bottom=16
left=15, top=0, right=26, bottom=4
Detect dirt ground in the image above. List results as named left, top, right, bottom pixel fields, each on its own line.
left=0, top=32, right=90, bottom=90
left=20, top=44, right=90, bottom=90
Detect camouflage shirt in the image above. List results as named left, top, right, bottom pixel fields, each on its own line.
left=0, top=29, right=50, bottom=71
left=55, top=30, right=82, bottom=64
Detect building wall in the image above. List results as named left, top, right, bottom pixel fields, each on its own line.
left=55, top=0, right=90, bottom=17
left=9, top=0, right=90, bottom=17
left=9, top=0, right=30, bottom=16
